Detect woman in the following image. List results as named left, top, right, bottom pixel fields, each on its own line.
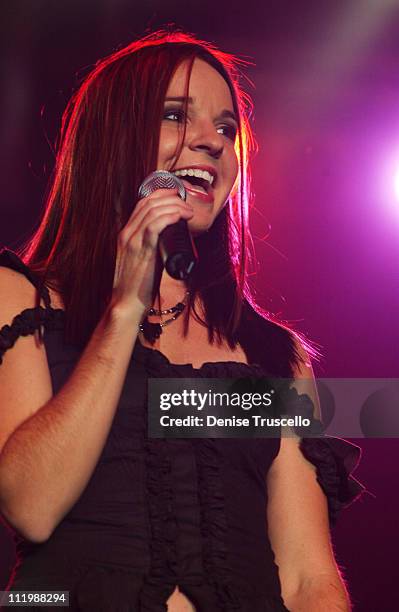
left=0, top=30, right=366, bottom=611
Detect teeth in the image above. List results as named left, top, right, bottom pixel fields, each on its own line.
left=174, top=168, right=214, bottom=186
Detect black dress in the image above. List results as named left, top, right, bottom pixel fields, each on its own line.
left=0, top=249, right=368, bottom=612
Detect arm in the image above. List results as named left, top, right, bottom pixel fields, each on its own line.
left=266, top=339, right=351, bottom=611
left=0, top=268, right=143, bottom=543
left=0, top=189, right=193, bottom=544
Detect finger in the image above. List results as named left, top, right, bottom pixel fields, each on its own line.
left=132, top=188, right=180, bottom=215
left=119, top=199, right=193, bottom=248
left=137, top=208, right=194, bottom=251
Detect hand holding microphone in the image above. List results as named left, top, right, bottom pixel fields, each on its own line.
left=138, top=171, right=199, bottom=280
left=112, top=171, right=197, bottom=319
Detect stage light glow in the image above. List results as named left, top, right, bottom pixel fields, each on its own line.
left=376, top=150, right=399, bottom=218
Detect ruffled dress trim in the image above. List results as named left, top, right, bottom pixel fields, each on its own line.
left=191, top=438, right=242, bottom=610
left=0, top=248, right=66, bottom=364
left=133, top=337, right=267, bottom=378
left=0, top=306, right=65, bottom=364
left=300, top=435, right=370, bottom=527
left=277, top=383, right=371, bottom=528
left=138, top=438, right=179, bottom=610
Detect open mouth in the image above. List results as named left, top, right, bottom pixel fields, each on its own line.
left=180, top=175, right=211, bottom=194
left=173, top=168, right=216, bottom=195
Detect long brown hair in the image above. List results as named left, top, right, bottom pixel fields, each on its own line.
left=18, top=28, right=320, bottom=366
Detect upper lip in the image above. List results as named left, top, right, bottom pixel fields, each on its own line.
left=172, top=164, right=217, bottom=188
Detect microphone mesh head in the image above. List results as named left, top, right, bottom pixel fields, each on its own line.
left=138, top=170, right=186, bottom=201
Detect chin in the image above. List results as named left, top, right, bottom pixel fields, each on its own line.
left=187, top=219, right=214, bottom=237
left=188, top=207, right=222, bottom=232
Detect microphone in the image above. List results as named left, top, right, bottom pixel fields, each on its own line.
left=138, top=170, right=198, bottom=280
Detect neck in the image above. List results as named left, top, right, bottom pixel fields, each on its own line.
left=156, top=270, right=188, bottom=307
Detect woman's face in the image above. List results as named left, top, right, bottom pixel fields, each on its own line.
left=157, top=58, right=239, bottom=236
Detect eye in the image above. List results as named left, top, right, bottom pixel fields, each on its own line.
left=163, top=108, right=186, bottom=123
left=217, top=124, right=238, bottom=142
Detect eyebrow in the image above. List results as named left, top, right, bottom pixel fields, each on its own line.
left=164, top=96, right=238, bottom=123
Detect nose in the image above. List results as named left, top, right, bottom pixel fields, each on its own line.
left=187, top=120, right=224, bottom=159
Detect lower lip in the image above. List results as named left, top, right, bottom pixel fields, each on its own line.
left=181, top=180, right=214, bottom=204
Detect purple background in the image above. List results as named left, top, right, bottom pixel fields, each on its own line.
left=1, top=1, right=398, bottom=609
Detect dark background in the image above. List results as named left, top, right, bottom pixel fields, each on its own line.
left=1, top=1, right=398, bottom=610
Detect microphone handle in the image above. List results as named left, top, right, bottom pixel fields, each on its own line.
left=159, top=218, right=198, bottom=280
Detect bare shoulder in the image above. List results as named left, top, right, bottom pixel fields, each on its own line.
left=0, top=264, right=39, bottom=314
left=0, top=265, right=64, bottom=316
left=0, top=266, right=53, bottom=454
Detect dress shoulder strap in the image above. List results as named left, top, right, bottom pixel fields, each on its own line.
left=0, top=248, right=60, bottom=365
left=0, top=247, right=52, bottom=309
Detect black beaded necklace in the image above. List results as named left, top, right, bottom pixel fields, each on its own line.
left=138, top=290, right=190, bottom=343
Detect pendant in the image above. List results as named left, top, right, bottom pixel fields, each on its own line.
left=141, top=318, right=163, bottom=343
left=175, top=302, right=185, bottom=313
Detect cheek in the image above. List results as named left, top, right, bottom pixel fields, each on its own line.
left=157, top=127, right=181, bottom=166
